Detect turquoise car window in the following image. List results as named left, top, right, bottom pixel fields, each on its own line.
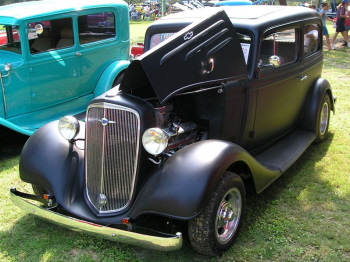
left=0, top=25, right=21, bottom=54
left=29, top=18, right=73, bottom=54
left=78, top=12, right=115, bottom=45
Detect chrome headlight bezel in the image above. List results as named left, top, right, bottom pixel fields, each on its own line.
left=58, top=116, right=80, bottom=141
left=142, top=127, right=169, bottom=156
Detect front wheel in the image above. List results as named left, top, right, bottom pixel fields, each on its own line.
left=314, top=93, right=331, bottom=143
left=188, top=171, right=246, bottom=256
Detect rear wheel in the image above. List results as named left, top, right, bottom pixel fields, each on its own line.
left=314, top=93, right=331, bottom=143
left=188, top=171, right=246, bottom=256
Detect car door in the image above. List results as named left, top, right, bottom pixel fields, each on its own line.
left=252, top=25, right=310, bottom=149
left=27, top=17, right=80, bottom=111
left=77, top=11, right=121, bottom=96
left=0, top=25, right=31, bottom=119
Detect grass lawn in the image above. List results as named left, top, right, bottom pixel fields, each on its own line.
left=0, top=20, right=349, bottom=262
left=130, top=20, right=153, bottom=45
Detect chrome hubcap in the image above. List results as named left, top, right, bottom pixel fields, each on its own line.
left=320, top=102, right=329, bottom=135
left=215, top=188, right=242, bottom=244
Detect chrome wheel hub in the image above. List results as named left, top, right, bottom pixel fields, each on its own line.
left=215, top=188, right=242, bottom=244
left=320, top=102, right=329, bottom=135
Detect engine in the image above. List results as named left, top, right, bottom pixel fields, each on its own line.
left=153, top=103, right=200, bottom=155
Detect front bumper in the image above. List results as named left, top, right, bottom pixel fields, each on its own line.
left=10, top=188, right=182, bottom=251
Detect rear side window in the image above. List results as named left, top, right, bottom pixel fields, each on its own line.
left=303, top=23, right=320, bottom=56
left=259, top=28, right=297, bottom=67
left=28, top=18, right=73, bottom=54
left=78, top=12, right=115, bottom=45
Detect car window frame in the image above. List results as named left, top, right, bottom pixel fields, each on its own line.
left=258, top=24, right=299, bottom=71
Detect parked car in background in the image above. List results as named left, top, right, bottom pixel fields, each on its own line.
left=11, top=6, right=335, bottom=257
left=0, top=0, right=129, bottom=136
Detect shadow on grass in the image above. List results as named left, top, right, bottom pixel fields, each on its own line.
left=240, top=131, right=338, bottom=235
left=0, top=130, right=28, bottom=161
left=0, top=214, right=210, bottom=262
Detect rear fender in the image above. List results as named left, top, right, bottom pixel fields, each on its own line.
left=93, top=60, right=130, bottom=96
left=299, top=77, right=334, bottom=133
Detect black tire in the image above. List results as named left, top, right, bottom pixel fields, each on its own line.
left=188, top=171, right=246, bottom=257
left=32, top=184, right=47, bottom=199
left=314, top=93, right=331, bottom=144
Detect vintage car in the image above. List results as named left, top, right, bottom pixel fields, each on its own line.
left=11, top=6, right=335, bottom=256
left=0, top=0, right=129, bottom=136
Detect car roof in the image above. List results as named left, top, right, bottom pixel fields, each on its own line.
left=0, top=0, right=127, bottom=22
left=150, top=5, right=320, bottom=31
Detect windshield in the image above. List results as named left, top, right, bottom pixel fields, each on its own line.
left=149, top=31, right=251, bottom=65
left=0, top=25, right=21, bottom=54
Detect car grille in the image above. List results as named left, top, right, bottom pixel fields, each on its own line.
left=85, top=102, right=140, bottom=213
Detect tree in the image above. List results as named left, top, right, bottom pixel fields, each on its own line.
left=279, top=0, right=287, bottom=5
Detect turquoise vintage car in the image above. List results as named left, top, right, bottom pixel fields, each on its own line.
left=0, top=0, right=130, bottom=135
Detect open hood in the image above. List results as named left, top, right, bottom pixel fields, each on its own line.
left=120, top=9, right=248, bottom=104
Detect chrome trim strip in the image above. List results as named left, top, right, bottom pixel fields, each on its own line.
left=10, top=189, right=182, bottom=251
left=0, top=71, right=7, bottom=116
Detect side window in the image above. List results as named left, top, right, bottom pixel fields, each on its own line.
left=237, top=33, right=251, bottom=65
left=304, top=23, right=320, bottom=55
left=29, top=18, right=73, bottom=54
left=0, top=25, right=21, bottom=54
left=259, top=28, right=296, bottom=67
left=78, top=12, right=115, bottom=45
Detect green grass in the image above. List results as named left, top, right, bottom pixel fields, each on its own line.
left=1, top=20, right=350, bottom=262
left=130, top=20, right=153, bottom=46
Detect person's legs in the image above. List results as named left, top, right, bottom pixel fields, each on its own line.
left=331, top=32, right=338, bottom=49
left=340, top=31, right=350, bottom=46
left=325, top=34, right=331, bottom=51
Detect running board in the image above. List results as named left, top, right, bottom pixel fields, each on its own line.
left=255, top=130, right=316, bottom=173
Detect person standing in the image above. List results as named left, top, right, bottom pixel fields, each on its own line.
left=319, top=2, right=334, bottom=51
left=331, top=0, right=350, bottom=49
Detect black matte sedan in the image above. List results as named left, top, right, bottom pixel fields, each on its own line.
left=11, top=6, right=335, bottom=257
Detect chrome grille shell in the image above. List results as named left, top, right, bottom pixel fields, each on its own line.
left=85, top=102, right=140, bottom=214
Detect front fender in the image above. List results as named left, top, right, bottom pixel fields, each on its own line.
left=129, top=140, right=280, bottom=220
left=299, top=77, right=335, bottom=133
left=19, top=121, right=85, bottom=206
left=93, top=60, right=130, bottom=96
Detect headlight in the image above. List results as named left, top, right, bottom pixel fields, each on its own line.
left=58, top=116, right=80, bottom=140
left=142, top=128, right=169, bottom=155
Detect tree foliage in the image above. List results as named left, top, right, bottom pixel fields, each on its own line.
left=0, top=0, right=32, bottom=6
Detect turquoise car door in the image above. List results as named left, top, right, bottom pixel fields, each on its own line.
left=28, top=42, right=80, bottom=111
left=30, top=47, right=80, bottom=110
left=0, top=26, right=32, bottom=119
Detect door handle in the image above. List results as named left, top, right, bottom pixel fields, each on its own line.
left=299, top=75, right=308, bottom=81
left=75, top=52, right=81, bottom=56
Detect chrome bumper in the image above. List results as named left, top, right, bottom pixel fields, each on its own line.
left=10, top=188, right=182, bottom=251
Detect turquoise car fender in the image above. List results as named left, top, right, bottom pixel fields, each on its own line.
left=93, top=60, right=130, bottom=96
